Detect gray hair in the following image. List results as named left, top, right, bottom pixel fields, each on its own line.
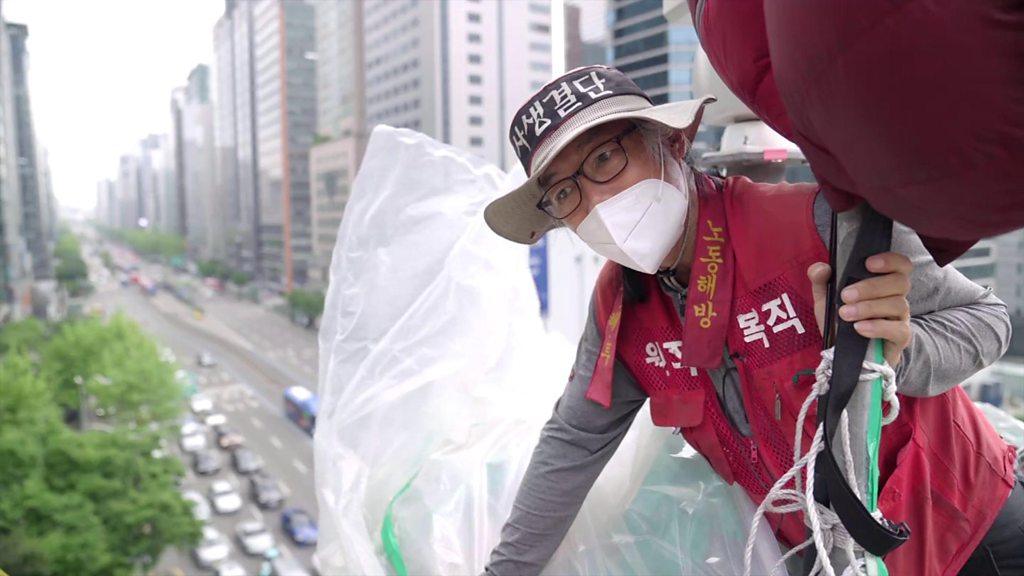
left=633, top=119, right=688, bottom=164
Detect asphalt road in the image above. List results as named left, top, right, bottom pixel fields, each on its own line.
left=83, top=247, right=320, bottom=575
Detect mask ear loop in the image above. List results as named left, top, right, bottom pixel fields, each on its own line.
left=655, top=138, right=689, bottom=291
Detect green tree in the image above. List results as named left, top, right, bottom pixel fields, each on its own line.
left=0, top=317, right=47, bottom=355
left=55, top=229, right=91, bottom=297
left=40, top=314, right=184, bottom=427
left=229, top=269, right=251, bottom=286
left=286, top=288, right=326, bottom=327
left=0, top=345, right=200, bottom=576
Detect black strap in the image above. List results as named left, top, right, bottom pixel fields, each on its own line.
left=802, top=206, right=910, bottom=574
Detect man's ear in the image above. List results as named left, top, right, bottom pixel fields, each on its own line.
left=669, top=131, right=689, bottom=161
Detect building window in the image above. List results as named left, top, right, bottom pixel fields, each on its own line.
left=468, top=74, right=482, bottom=85
left=529, top=41, right=550, bottom=53
left=468, top=32, right=482, bottom=43
left=529, top=22, right=550, bottom=33
left=470, top=136, right=484, bottom=147
left=530, top=61, right=549, bottom=73
left=529, top=3, right=548, bottom=15
left=469, top=116, right=483, bottom=126
left=469, top=53, right=482, bottom=64
left=469, top=95, right=483, bottom=105
left=468, top=12, right=481, bottom=23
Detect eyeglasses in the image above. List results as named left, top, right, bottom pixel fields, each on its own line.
left=536, top=125, right=638, bottom=220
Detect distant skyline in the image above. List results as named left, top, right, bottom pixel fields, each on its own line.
left=3, top=0, right=222, bottom=211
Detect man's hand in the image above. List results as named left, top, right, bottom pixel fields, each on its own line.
left=807, top=252, right=913, bottom=367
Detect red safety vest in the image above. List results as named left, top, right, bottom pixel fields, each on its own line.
left=586, top=174, right=1017, bottom=575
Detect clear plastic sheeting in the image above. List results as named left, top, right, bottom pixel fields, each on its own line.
left=974, top=402, right=1024, bottom=476
left=388, top=407, right=783, bottom=576
left=315, top=125, right=783, bottom=575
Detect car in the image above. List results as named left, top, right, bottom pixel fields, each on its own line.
left=209, top=480, right=243, bottom=514
left=250, top=473, right=284, bottom=509
left=204, top=412, right=227, bottom=428
left=192, top=449, right=222, bottom=476
left=197, top=351, right=217, bottom=368
left=192, top=525, right=230, bottom=568
left=180, top=420, right=205, bottom=437
left=216, top=559, right=247, bottom=576
left=189, top=394, right=214, bottom=414
left=259, top=547, right=311, bottom=576
left=217, top=428, right=245, bottom=450
left=232, top=447, right=264, bottom=475
left=235, top=520, right=276, bottom=556
left=179, top=422, right=207, bottom=453
left=281, top=508, right=318, bottom=546
left=181, top=490, right=211, bottom=522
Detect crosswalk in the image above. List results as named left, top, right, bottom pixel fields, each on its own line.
left=203, top=382, right=261, bottom=413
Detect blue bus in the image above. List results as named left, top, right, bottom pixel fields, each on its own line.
left=284, top=386, right=317, bottom=435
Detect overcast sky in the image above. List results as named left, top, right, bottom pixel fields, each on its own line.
left=4, top=0, right=223, bottom=211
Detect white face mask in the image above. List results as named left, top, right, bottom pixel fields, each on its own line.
left=575, top=147, right=689, bottom=274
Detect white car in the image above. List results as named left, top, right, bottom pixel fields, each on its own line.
left=197, top=351, right=217, bottom=368
left=179, top=422, right=207, bottom=453
left=204, top=412, right=227, bottom=427
left=215, top=559, right=247, bottom=576
left=180, top=420, right=205, bottom=436
left=236, top=520, right=276, bottom=556
left=190, top=394, right=214, bottom=414
left=181, top=490, right=210, bottom=522
left=209, top=480, right=243, bottom=514
left=193, top=525, right=230, bottom=568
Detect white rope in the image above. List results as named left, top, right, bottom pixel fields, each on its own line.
left=742, top=348, right=899, bottom=576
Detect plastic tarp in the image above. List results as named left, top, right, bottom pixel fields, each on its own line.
left=315, top=125, right=782, bottom=575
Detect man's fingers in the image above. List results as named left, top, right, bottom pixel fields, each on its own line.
left=841, top=272, right=911, bottom=304
left=865, top=252, right=913, bottom=275
left=853, top=319, right=912, bottom=346
left=807, top=262, right=832, bottom=337
left=838, top=295, right=910, bottom=322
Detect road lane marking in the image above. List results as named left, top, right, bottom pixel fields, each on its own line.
left=249, top=503, right=265, bottom=522
left=293, top=459, right=309, bottom=475
left=270, top=436, right=282, bottom=449
left=250, top=416, right=264, bottom=430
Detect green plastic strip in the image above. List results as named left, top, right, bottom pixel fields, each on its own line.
left=381, top=471, right=420, bottom=576
left=865, top=338, right=889, bottom=576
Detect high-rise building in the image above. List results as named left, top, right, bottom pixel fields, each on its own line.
left=308, top=0, right=365, bottom=288
left=173, top=64, right=223, bottom=261
left=214, top=0, right=261, bottom=277
left=116, top=154, right=141, bottom=229
left=994, top=230, right=1024, bottom=318
left=953, top=240, right=998, bottom=290
left=252, top=0, right=316, bottom=290
left=362, top=0, right=553, bottom=169
left=0, top=14, right=33, bottom=320
left=610, top=0, right=700, bottom=104
left=7, top=22, right=52, bottom=279
left=138, top=134, right=178, bottom=234
left=565, top=0, right=608, bottom=70
left=95, top=179, right=117, bottom=229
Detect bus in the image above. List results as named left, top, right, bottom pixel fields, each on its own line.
left=283, top=386, right=317, bottom=435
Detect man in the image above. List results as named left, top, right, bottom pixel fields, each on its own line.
left=483, top=66, right=1022, bottom=575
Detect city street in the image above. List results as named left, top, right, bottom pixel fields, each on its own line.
left=84, top=244, right=320, bottom=575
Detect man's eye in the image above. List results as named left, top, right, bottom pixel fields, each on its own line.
left=594, top=150, right=612, bottom=165
left=554, top=187, right=572, bottom=202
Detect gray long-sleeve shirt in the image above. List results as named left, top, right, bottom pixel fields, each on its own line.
left=484, top=192, right=1012, bottom=576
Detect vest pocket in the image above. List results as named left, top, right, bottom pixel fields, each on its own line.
left=650, top=388, right=705, bottom=428
left=878, top=442, right=972, bottom=575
